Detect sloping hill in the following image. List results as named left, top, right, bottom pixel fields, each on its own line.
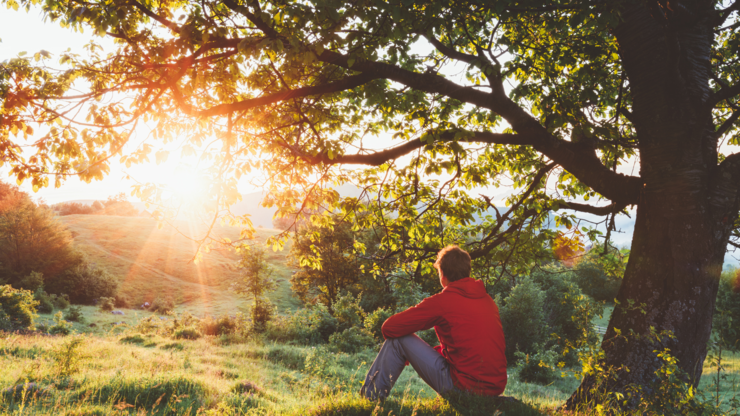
left=60, top=215, right=300, bottom=316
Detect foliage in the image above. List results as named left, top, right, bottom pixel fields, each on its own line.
left=233, top=245, right=276, bottom=333
left=48, top=311, right=73, bottom=335
left=515, top=345, right=559, bottom=385
left=33, top=288, right=54, bottom=314
left=250, top=297, right=275, bottom=334
left=332, top=292, right=365, bottom=331
left=290, top=217, right=370, bottom=308
left=571, top=244, right=627, bottom=303
left=45, top=261, right=118, bottom=305
left=98, top=297, right=115, bottom=312
left=498, top=279, right=548, bottom=362
left=364, top=307, right=393, bottom=341
left=714, top=268, right=740, bottom=351
left=173, top=326, right=202, bottom=340
left=328, top=327, right=376, bottom=353
left=200, top=314, right=242, bottom=336
left=63, top=305, right=84, bottom=323
left=0, top=183, right=83, bottom=289
left=52, top=336, right=85, bottom=378
left=0, top=284, right=37, bottom=331
left=148, top=296, right=175, bottom=314
left=5, top=0, right=740, bottom=400
left=113, top=294, right=129, bottom=309
left=265, top=303, right=338, bottom=345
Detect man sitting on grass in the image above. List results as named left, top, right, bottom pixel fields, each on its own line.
left=360, top=245, right=507, bottom=400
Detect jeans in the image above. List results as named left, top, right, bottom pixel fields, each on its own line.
left=360, top=334, right=456, bottom=400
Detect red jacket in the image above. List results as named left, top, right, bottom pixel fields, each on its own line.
left=381, top=277, right=507, bottom=395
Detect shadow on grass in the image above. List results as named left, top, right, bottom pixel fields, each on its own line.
left=305, top=392, right=544, bottom=416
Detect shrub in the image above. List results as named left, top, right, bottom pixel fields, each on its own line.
left=364, top=307, right=392, bottom=340
left=34, top=289, right=55, bottom=314
left=515, top=345, right=559, bottom=384
left=45, top=262, right=118, bottom=304
left=149, top=297, right=175, bottom=314
left=332, top=292, right=365, bottom=331
left=498, top=279, right=548, bottom=362
left=53, top=336, right=85, bottom=378
left=49, top=311, right=73, bottom=335
left=265, top=304, right=338, bottom=344
left=572, top=258, right=622, bottom=302
left=19, top=271, right=44, bottom=292
left=0, top=284, right=38, bottom=331
left=51, top=293, right=70, bottom=309
left=64, top=306, right=84, bottom=323
left=173, top=326, right=201, bottom=340
left=250, top=298, right=275, bottom=334
left=329, top=327, right=376, bottom=353
left=714, top=268, right=740, bottom=350
left=201, top=314, right=240, bottom=336
left=98, top=297, right=115, bottom=312
left=114, top=294, right=130, bottom=308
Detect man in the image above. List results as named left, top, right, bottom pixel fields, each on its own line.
left=360, top=245, right=507, bottom=400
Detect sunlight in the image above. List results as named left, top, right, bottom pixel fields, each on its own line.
left=162, top=165, right=209, bottom=207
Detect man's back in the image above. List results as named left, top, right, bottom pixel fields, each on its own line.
left=382, top=277, right=507, bottom=395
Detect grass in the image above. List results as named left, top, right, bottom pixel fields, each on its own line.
left=60, top=215, right=300, bottom=316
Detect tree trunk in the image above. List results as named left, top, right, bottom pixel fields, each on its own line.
left=567, top=2, right=740, bottom=408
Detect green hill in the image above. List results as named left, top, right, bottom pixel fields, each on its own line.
left=60, top=215, right=300, bottom=316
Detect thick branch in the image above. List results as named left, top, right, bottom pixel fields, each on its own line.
left=710, top=83, right=740, bottom=107
left=716, top=109, right=740, bottom=137
left=554, top=201, right=627, bottom=216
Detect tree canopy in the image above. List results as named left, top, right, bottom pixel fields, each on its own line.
left=3, top=0, right=740, bottom=406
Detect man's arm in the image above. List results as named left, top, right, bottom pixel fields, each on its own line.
left=381, top=296, right=444, bottom=339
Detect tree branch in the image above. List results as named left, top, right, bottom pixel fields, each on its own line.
left=554, top=201, right=627, bottom=216
left=176, top=73, right=380, bottom=117
left=710, top=83, right=740, bottom=107
left=716, top=109, right=740, bottom=138
left=129, top=0, right=181, bottom=33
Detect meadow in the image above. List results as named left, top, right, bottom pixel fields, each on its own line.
left=1, top=215, right=739, bottom=415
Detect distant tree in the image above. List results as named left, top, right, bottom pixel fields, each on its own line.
left=290, top=216, right=368, bottom=310
left=0, top=183, right=82, bottom=286
left=233, top=245, right=276, bottom=332
left=91, top=200, right=104, bottom=212
left=100, top=193, right=138, bottom=216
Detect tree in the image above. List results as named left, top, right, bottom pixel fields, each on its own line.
left=2, top=0, right=740, bottom=405
left=233, top=245, right=276, bottom=332
left=0, top=182, right=82, bottom=286
left=290, top=217, right=366, bottom=309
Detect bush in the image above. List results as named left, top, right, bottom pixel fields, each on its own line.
left=250, top=298, right=275, bottom=334
left=515, top=345, right=559, bottom=384
left=364, top=307, right=393, bottom=340
left=173, top=326, right=201, bottom=340
left=98, top=297, right=115, bottom=312
left=329, top=327, right=376, bottom=353
left=572, top=259, right=622, bottom=302
left=114, top=294, right=130, bottom=308
left=499, top=279, right=548, bottom=362
left=51, top=293, right=70, bottom=309
left=45, top=262, right=118, bottom=305
left=64, top=306, right=84, bottom=323
left=201, top=314, right=241, bottom=336
left=0, top=285, right=38, bottom=331
left=265, top=304, right=338, bottom=344
left=49, top=311, right=73, bottom=335
left=332, top=292, right=365, bottom=331
left=34, top=289, right=55, bottom=314
left=19, top=271, right=44, bottom=292
left=149, top=297, right=175, bottom=314
left=713, top=268, right=740, bottom=349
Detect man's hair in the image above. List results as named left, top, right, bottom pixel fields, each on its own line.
left=434, top=245, right=471, bottom=282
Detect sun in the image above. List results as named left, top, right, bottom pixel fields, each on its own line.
left=162, top=165, right=210, bottom=207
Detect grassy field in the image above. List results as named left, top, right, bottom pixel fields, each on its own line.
left=2, top=215, right=738, bottom=414
left=61, top=215, right=300, bottom=316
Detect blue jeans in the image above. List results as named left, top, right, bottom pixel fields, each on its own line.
left=360, top=334, right=456, bottom=400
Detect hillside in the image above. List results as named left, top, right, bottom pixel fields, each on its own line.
left=60, top=215, right=301, bottom=316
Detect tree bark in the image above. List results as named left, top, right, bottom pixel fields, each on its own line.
left=567, top=1, right=740, bottom=408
